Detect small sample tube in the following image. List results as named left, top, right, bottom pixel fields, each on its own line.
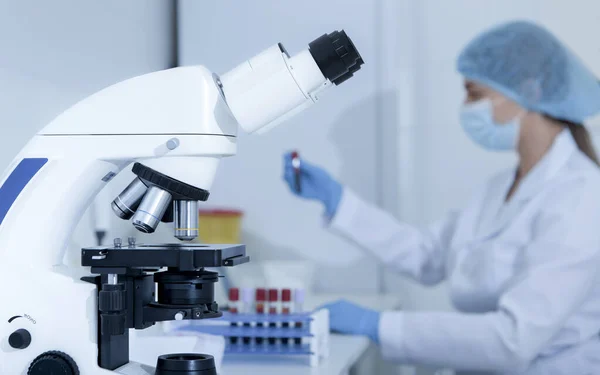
left=228, top=288, right=240, bottom=345
left=241, top=288, right=253, bottom=345
left=294, top=288, right=305, bottom=345
left=255, top=288, right=267, bottom=345
left=268, top=288, right=279, bottom=345
left=291, top=151, right=302, bottom=193
left=281, top=288, right=292, bottom=345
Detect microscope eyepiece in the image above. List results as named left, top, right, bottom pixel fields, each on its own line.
left=308, top=30, right=364, bottom=85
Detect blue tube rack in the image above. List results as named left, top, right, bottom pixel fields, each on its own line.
left=175, top=312, right=313, bottom=337
left=172, top=312, right=315, bottom=356
left=180, top=324, right=311, bottom=338
left=215, top=311, right=313, bottom=324
left=167, top=309, right=330, bottom=366
left=225, top=343, right=312, bottom=355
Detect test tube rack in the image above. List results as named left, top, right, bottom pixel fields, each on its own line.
left=167, top=309, right=330, bottom=367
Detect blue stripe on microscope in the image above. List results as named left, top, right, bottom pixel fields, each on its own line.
left=0, top=158, right=48, bottom=226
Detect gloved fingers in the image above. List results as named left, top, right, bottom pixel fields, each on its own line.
left=282, top=154, right=298, bottom=184
left=282, top=152, right=328, bottom=181
left=316, top=299, right=350, bottom=313
left=316, top=300, right=337, bottom=311
left=283, top=151, right=309, bottom=168
left=283, top=156, right=320, bottom=183
left=283, top=167, right=306, bottom=187
left=283, top=154, right=294, bottom=168
left=283, top=151, right=294, bottom=163
left=318, top=300, right=353, bottom=335
left=283, top=170, right=295, bottom=189
left=283, top=167, right=294, bottom=180
left=298, top=159, right=321, bottom=176
left=283, top=168, right=317, bottom=199
left=283, top=153, right=309, bottom=176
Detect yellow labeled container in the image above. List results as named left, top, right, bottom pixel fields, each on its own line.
left=198, top=209, right=243, bottom=244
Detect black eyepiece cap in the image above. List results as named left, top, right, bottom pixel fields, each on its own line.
left=309, top=30, right=364, bottom=85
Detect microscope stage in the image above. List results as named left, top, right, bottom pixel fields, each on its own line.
left=82, top=243, right=248, bottom=271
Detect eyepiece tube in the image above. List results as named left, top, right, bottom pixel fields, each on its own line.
left=220, top=30, right=364, bottom=135
left=111, top=178, right=148, bottom=220
left=174, top=200, right=199, bottom=241
left=132, top=187, right=172, bottom=233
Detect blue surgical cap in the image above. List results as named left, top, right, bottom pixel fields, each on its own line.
left=457, top=21, right=600, bottom=123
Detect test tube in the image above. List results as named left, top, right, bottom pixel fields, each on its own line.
left=281, top=288, right=292, bottom=345
left=228, top=288, right=239, bottom=345
left=268, top=289, right=279, bottom=345
left=294, top=288, right=305, bottom=345
left=291, top=151, right=302, bottom=193
left=241, top=287, right=253, bottom=345
left=255, top=288, right=267, bottom=345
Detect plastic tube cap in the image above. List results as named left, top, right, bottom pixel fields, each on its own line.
left=256, top=288, right=266, bottom=302
left=228, top=288, right=239, bottom=301
left=268, top=289, right=279, bottom=302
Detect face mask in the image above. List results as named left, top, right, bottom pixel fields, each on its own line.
left=460, top=99, right=523, bottom=151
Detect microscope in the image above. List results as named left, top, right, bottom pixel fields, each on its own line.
left=0, top=30, right=363, bottom=374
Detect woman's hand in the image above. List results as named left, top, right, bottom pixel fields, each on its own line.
left=319, top=299, right=381, bottom=343
left=282, top=152, right=343, bottom=217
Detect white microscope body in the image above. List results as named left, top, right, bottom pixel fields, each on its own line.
left=0, top=31, right=363, bottom=374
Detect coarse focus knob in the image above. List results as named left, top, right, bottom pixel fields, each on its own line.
left=28, top=351, right=79, bottom=375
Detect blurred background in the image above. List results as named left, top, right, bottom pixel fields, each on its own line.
left=1, top=1, right=599, bottom=374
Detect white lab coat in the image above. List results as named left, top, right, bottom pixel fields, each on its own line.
left=329, top=130, right=600, bottom=374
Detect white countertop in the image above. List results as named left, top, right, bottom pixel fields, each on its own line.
left=220, top=293, right=402, bottom=375
left=221, top=334, right=370, bottom=375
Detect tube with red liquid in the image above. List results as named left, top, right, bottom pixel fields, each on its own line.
left=268, top=288, right=279, bottom=345
left=241, top=287, right=253, bottom=345
left=294, top=288, right=305, bottom=345
left=281, top=288, right=292, bottom=345
left=228, top=288, right=240, bottom=345
left=291, top=151, right=301, bottom=193
left=255, top=288, right=267, bottom=345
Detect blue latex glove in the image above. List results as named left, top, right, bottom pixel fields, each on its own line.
left=320, top=299, right=381, bottom=343
left=282, top=152, right=343, bottom=218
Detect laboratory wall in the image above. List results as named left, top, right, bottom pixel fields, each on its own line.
left=0, top=1, right=175, bottom=250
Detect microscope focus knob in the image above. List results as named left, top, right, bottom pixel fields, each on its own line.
left=28, top=351, right=79, bottom=375
left=8, top=328, right=31, bottom=349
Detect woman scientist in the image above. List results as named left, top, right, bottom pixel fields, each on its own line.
left=283, top=21, right=600, bottom=374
